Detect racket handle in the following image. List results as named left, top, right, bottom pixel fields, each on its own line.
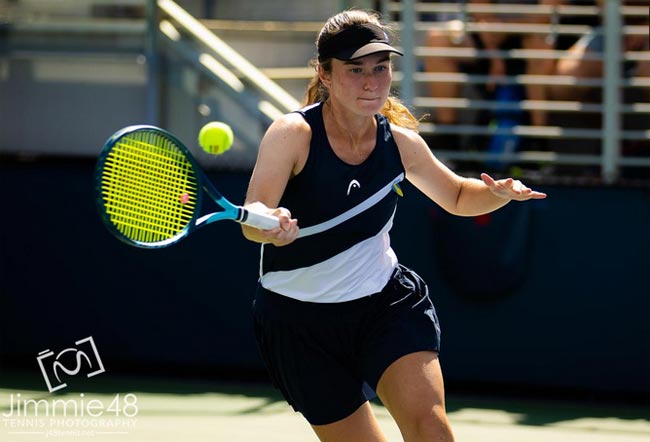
left=240, top=208, right=280, bottom=230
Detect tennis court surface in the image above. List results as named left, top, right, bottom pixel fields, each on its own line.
left=1, top=375, right=648, bottom=441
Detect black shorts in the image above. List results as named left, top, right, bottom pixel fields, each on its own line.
left=252, top=264, right=441, bottom=425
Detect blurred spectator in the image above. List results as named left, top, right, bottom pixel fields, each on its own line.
left=548, top=0, right=650, bottom=102
left=424, top=0, right=564, bottom=132
left=546, top=0, right=649, bottom=179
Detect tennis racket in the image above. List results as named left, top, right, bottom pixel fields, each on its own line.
left=95, top=125, right=279, bottom=248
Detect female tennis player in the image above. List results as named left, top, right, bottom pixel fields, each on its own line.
left=241, top=9, right=546, bottom=442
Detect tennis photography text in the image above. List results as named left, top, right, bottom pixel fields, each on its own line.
left=1, top=393, right=138, bottom=438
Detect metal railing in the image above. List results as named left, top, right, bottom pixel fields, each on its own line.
left=156, top=0, right=300, bottom=117
left=381, top=0, right=650, bottom=184
left=1, top=0, right=648, bottom=184
left=0, top=0, right=302, bottom=161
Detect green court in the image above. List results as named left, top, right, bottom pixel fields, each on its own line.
left=1, top=376, right=648, bottom=441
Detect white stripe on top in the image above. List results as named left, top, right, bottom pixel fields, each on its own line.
left=260, top=213, right=398, bottom=303
left=297, top=172, right=404, bottom=239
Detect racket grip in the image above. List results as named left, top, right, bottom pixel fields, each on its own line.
left=241, top=208, right=280, bottom=230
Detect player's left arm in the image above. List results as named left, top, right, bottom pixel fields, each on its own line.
left=392, top=126, right=546, bottom=217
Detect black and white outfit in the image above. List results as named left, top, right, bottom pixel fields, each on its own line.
left=253, top=102, right=441, bottom=425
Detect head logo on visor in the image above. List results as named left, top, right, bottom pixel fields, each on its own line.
left=318, top=23, right=403, bottom=61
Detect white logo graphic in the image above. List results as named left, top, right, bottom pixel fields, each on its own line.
left=346, top=179, right=361, bottom=196
left=37, top=336, right=106, bottom=393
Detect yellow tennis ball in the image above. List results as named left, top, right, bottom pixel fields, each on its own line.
left=198, top=122, right=234, bottom=155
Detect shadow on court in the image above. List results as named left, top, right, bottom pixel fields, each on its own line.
left=445, top=394, right=650, bottom=427
left=1, top=369, right=647, bottom=427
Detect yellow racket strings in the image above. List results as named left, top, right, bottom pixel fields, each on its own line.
left=101, top=132, right=198, bottom=243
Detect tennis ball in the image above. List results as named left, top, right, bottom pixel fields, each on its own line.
left=198, top=122, right=234, bottom=155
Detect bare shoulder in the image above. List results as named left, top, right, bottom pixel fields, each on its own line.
left=390, top=124, right=424, bottom=147
left=258, top=111, right=312, bottom=176
left=263, top=112, right=311, bottom=145
left=389, top=124, right=432, bottom=171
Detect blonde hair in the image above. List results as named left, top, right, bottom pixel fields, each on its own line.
left=303, top=10, right=419, bottom=131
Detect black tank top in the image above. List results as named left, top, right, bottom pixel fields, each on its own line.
left=261, top=102, right=405, bottom=276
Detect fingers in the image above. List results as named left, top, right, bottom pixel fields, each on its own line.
left=508, top=180, right=547, bottom=199
left=265, top=207, right=299, bottom=246
left=481, top=173, right=547, bottom=200
left=270, top=207, right=294, bottom=231
left=508, top=178, right=523, bottom=196
left=482, top=173, right=516, bottom=194
left=480, top=172, right=496, bottom=187
left=528, top=190, right=548, bottom=199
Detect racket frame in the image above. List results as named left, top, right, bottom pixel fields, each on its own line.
left=95, top=125, right=277, bottom=249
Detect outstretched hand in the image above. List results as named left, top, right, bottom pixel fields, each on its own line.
left=481, top=173, right=547, bottom=201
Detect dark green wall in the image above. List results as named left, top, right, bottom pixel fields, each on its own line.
left=1, top=159, right=648, bottom=398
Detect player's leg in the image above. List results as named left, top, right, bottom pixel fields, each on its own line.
left=359, top=265, right=451, bottom=441
left=311, top=402, right=387, bottom=442
left=376, top=351, right=455, bottom=442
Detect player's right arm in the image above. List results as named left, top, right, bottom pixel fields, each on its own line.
left=241, top=112, right=309, bottom=246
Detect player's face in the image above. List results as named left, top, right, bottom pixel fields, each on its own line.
left=323, top=52, right=393, bottom=116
